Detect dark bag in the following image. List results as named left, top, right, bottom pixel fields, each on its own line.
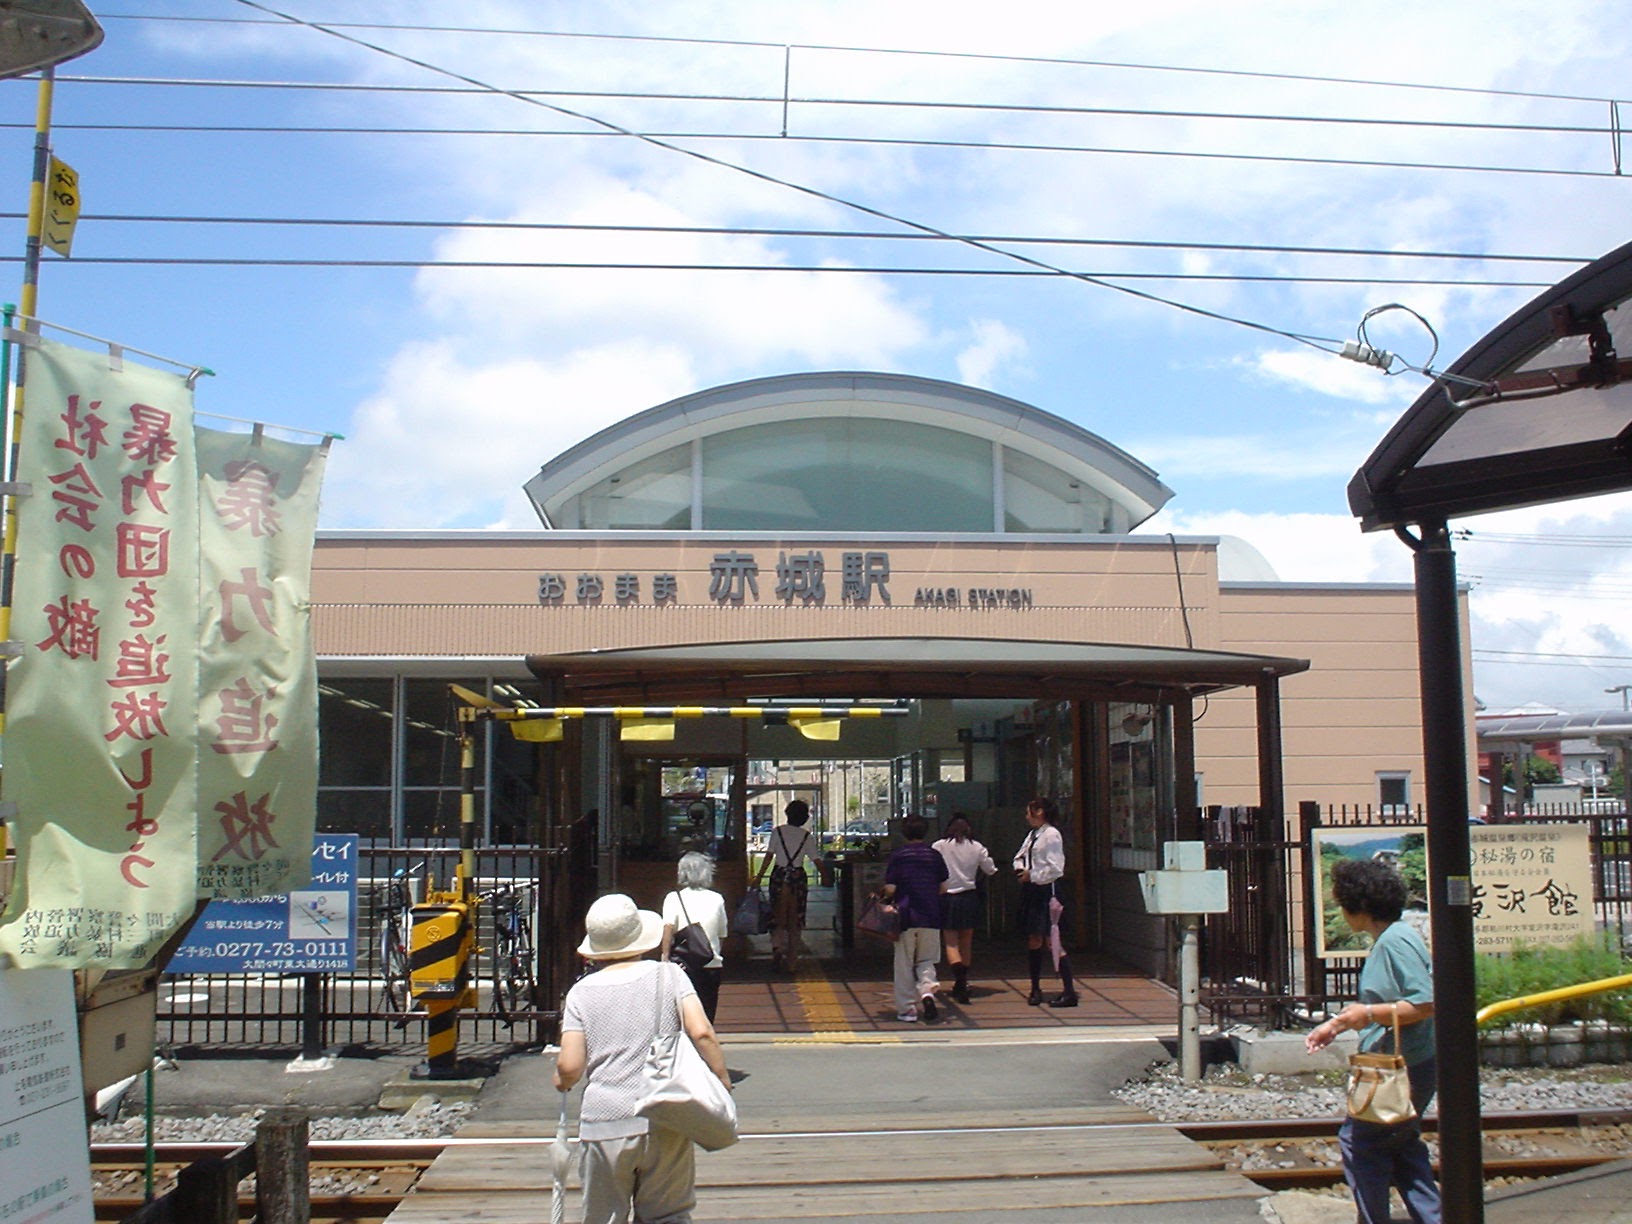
left=732, top=888, right=770, bottom=936
left=857, top=893, right=900, bottom=941
left=669, top=892, right=714, bottom=974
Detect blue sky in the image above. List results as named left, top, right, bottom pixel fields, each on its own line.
left=4, top=1, right=1631, bottom=714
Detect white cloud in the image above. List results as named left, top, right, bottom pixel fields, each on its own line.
left=955, top=319, right=1029, bottom=387
left=319, top=339, right=696, bottom=528
left=1244, top=348, right=1421, bottom=406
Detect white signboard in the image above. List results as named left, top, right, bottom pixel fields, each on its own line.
left=0, top=969, right=94, bottom=1223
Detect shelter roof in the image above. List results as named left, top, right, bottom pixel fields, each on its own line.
left=1348, top=238, right=1632, bottom=531
left=1476, top=708, right=1632, bottom=744
left=525, top=635, right=1308, bottom=704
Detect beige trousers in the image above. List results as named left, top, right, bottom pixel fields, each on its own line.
left=579, top=1125, right=696, bottom=1224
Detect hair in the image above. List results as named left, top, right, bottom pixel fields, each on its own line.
left=1027, top=797, right=1059, bottom=825
left=1330, top=857, right=1407, bottom=923
left=902, top=814, right=929, bottom=841
left=944, top=814, right=972, bottom=842
left=784, top=799, right=810, bottom=826
left=676, top=851, right=716, bottom=890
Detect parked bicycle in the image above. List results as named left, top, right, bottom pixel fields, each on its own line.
left=371, top=861, right=425, bottom=1023
left=483, top=882, right=537, bottom=1027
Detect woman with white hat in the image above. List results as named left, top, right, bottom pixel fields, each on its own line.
left=554, top=893, right=731, bottom=1224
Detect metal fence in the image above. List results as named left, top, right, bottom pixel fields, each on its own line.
left=1201, top=802, right=1632, bottom=1030
left=158, top=839, right=565, bottom=1054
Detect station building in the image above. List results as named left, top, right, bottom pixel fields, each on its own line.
left=309, top=371, right=1453, bottom=981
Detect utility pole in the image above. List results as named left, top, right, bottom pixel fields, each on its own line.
left=1607, top=684, right=1632, bottom=711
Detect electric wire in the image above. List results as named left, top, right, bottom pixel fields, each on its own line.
left=9, top=119, right=1618, bottom=182
left=93, top=11, right=1632, bottom=111
left=0, top=211, right=1586, bottom=266
left=223, top=1, right=1356, bottom=357
left=0, top=254, right=1558, bottom=286
left=39, top=75, right=1622, bottom=138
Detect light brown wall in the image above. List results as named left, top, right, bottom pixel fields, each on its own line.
left=1206, top=584, right=1474, bottom=813
left=311, top=532, right=1222, bottom=656
left=310, top=534, right=1465, bottom=812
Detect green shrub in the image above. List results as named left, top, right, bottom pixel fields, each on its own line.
left=1475, top=935, right=1632, bottom=1029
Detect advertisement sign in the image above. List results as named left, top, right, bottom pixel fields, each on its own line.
left=1311, top=822, right=1597, bottom=957
left=168, top=834, right=357, bottom=974
left=0, top=969, right=94, bottom=1224
left=1468, top=823, right=1595, bottom=952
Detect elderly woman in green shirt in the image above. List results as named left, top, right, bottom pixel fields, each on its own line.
left=1305, top=858, right=1440, bottom=1224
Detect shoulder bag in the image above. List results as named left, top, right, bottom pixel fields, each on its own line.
left=668, top=892, right=714, bottom=974
left=732, top=887, right=770, bottom=935
left=636, top=965, right=739, bottom=1151
left=1345, top=1008, right=1416, bottom=1125
left=856, top=892, right=900, bottom=941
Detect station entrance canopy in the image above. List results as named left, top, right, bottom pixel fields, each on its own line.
left=524, top=636, right=1310, bottom=704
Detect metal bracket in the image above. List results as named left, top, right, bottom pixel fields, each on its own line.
left=2, top=326, right=40, bottom=349
left=0, top=481, right=30, bottom=497
left=0, top=642, right=22, bottom=657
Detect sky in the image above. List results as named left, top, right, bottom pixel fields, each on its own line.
left=1, top=0, right=1630, bottom=715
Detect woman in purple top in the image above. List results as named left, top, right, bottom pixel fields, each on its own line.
left=882, top=814, right=949, bottom=1022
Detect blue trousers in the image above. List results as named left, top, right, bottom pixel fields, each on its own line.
left=1338, top=1057, right=1442, bottom=1224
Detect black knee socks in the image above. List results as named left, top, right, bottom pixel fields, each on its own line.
left=1028, top=946, right=1044, bottom=989
left=954, top=964, right=968, bottom=990
left=1058, top=954, right=1075, bottom=997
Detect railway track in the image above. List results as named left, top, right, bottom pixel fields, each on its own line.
left=1180, top=1107, right=1632, bottom=1190
left=89, top=1109, right=1632, bottom=1220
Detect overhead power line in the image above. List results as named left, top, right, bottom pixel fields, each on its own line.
left=222, top=1, right=1384, bottom=357
left=95, top=12, right=1631, bottom=110
left=44, top=74, right=1621, bottom=138
left=0, top=255, right=1557, bottom=286
left=11, top=120, right=1618, bottom=182
left=0, top=212, right=1586, bottom=266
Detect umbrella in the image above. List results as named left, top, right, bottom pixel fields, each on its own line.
left=551, top=1090, right=572, bottom=1224
left=1047, top=894, right=1065, bottom=970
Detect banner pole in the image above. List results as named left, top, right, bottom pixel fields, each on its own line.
left=0, top=68, right=54, bottom=856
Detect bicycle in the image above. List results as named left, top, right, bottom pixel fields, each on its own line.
left=484, top=883, right=537, bottom=1027
left=372, top=862, right=424, bottom=1023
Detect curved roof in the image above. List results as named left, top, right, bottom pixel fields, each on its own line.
left=523, top=371, right=1173, bottom=531
left=1477, top=708, right=1632, bottom=743
left=1349, top=238, right=1632, bottom=531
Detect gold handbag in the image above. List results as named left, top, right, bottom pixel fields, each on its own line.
left=1346, top=1008, right=1416, bottom=1125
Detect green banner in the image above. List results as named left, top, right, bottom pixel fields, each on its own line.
left=0, top=338, right=200, bottom=968
left=194, top=427, right=327, bottom=898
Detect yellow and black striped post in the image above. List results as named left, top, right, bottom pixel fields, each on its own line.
left=408, top=711, right=482, bottom=1080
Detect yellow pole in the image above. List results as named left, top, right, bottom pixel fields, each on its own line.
left=1476, top=971, right=1632, bottom=1027
left=0, top=68, right=56, bottom=859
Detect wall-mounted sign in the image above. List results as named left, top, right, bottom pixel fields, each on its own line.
left=537, top=547, right=1036, bottom=610
left=0, top=970, right=94, bottom=1224
left=1311, top=823, right=1595, bottom=958
left=168, top=834, right=358, bottom=974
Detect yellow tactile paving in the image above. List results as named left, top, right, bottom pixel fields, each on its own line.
left=774, top=961, right=902, bottom=1045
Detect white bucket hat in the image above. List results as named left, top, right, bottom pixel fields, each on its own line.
left=578, top=893, right=664, bottom=960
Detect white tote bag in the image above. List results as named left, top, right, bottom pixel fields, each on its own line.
left=635, top=966, right=739, bottom=1151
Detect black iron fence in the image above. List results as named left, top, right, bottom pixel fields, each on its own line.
left=1202, top=802, right=1632, bottom=1030
left=158, top=839, right=566, bottom=1053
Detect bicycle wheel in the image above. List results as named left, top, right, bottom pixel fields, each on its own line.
left=381, top=926, right=411, bottom=1014
left=504, top=923, right=536, bottom=1012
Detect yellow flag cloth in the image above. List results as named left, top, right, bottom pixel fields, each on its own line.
left=792, top=717, right=842, bottom=741
left=509, top=717, right=564, bottom=742
left=620, top=718, right=676, bottom=742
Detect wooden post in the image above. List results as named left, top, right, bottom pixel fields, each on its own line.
left=173, top=1153, right=238, bottom=1223
left=254, top=1107, right=310, bottom=1224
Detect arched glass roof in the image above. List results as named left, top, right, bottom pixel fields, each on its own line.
left=523, top=371, right=1173, bottom=534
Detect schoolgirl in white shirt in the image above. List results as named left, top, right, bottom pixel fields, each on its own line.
left=1012, top=797, right=1077, bottom=1006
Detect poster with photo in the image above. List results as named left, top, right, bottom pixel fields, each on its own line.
left=1311, top=826, right=1429, bottom=958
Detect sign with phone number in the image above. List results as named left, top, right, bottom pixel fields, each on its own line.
left=169, top=835, right=358, bottom=974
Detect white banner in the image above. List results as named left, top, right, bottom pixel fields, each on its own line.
left=0, top=339, right=200, bottom=968
left=194, top=427, right=328, bottom=898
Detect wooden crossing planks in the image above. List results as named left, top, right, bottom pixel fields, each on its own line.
left=393, top=1123, right=1266, bottom=1220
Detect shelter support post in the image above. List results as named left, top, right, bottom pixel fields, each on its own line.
left=1410, top=520, right=1482, bottom=1224
left=1253, top=673, right=1289, bottom=994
